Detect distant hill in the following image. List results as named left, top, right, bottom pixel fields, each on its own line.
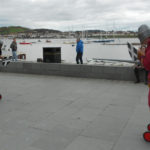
left=0, top=26, right=62, bottom=35
left=75, top=30, right=106, bottom=33
left=0, top=26, right=30, bottom=35
left=33, top=29, right=61, bottom=33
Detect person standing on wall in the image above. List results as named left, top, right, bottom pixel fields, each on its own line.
left=76, top=37, right=83, bottom=64
left=10, top=38, right=17, bottom=61
left=134, top=61, right=148, bottom=84
left=0, top=40, right=3, bottom=59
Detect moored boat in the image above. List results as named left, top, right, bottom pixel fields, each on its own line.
left=46, top=40, right=51, bottom=43
left=19, top=42, right=32, bottom=45
left=92, top=39, right=115, bottom=43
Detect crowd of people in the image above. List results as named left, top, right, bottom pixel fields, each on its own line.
left=0, top=37, right=84, bottom=63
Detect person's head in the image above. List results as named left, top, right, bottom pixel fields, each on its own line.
left=76, top=37, right=80, bottom=43
left=138, top=24, right=150, bottom=44
left=13, top=38, right=16, bottom=42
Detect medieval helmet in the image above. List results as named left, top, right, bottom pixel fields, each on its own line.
left=138, top=24, right=150, bottom=43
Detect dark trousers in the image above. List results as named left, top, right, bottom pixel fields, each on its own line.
left=0, top=45, right=2, bottom=55
left=76, top=52, right=83, bottom=64
left=134, top=67, right=148, bottom=83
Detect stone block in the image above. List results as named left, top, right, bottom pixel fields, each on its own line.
left=60, top=64, right=81, bottom=71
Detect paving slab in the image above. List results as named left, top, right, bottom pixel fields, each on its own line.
left=0, top=72, right=149, bottom=150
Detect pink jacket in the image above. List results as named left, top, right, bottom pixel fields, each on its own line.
left=138, top=41, right=150, bottom=107
left=142, top=41, right=150, bottom=72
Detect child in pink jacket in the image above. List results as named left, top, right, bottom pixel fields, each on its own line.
left=138, top=24, right=150, bottom=108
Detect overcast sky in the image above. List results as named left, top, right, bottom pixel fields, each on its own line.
left=0, top=0, right=150, bottom=31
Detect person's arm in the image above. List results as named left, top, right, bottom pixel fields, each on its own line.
left=0, top=44, right=2, bottom=50
left=16, top=43, right=17, bottom=51
left=81, top=43, right=83, bottom=53
left=143, top=50, right=150, bottom=71
left=10, top=42, right=13, bottom=49
left=138, top=46, right=145, bottom=60
left=76, top=42, right=79, bottom=53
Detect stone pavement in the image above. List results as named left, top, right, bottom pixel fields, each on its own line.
left=0, top=72, right=149, bottom=150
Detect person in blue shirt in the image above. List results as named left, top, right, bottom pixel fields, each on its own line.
left=76, top=38, right=83, bottom=64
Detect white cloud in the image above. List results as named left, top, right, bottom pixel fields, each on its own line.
left=0, top=0, right=150, bottom=30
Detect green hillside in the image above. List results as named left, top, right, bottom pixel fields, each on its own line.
left=0, top=26, right=62, bottom=35
left=0, top=26, right=30, bottom=35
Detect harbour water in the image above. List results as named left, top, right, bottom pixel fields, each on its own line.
left=1, top=38, right=139, bottom=63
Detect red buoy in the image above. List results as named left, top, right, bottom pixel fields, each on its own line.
left=147, top=124, right=150, bottom=131
left=143, top=132, right=150, bottom=142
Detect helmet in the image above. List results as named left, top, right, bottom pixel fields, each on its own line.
left=138, top=24, right=150, bottom=44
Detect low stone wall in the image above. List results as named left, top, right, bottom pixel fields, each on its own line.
left=0, top=62, right=144, bottom=81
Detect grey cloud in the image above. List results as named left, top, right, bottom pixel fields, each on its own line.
left=0, top=0, right=150, bottom=30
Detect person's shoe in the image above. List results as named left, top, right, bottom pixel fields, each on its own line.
left=134, top=80, right=140, bottom=83
left=145, top=82, right=148, bottom=85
